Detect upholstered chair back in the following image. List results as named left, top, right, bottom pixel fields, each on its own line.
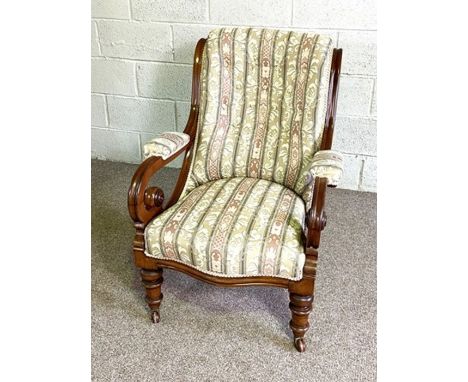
left=184, top=28, right=333, bottom=203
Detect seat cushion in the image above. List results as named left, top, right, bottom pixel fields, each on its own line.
left=145, top=178, right=306, bottom=280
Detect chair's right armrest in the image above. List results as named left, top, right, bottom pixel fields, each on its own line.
left=128, top=133, right=191, bottom=226
left=305, top=150, right=344, bottom=249
left=310, top=150, right=344, bottom=187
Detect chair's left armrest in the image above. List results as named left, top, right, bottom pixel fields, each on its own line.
left=143, top=132, right=190, bottom=160
left=128, top=132, right=191, bottom=226
left=306, top=150, right=344, bottom=249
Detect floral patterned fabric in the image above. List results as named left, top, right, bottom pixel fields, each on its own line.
left=143, top=132, right=190, bottom=160
left=182, top=28, right=334, bottom=204
left=146, top=178, right=306, bottom=280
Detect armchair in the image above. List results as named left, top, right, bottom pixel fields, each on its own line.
left=128, top=28, right=343, bottom=352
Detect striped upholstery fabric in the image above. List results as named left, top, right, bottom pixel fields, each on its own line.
left=146, top=178, right=306, bottom=280
left=145, top=28, right=335, bottom=280
left=183, top=27, right=333, bottom=204
left=144, top=132, right=190, bottom=160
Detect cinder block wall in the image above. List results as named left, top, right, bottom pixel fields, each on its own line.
left=91, top=0, right=377, bottom=191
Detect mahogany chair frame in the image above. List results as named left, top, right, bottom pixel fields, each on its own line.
left=128, top=38, right=343, bottom=352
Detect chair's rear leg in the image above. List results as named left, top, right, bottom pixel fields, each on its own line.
left=140, top=268, right=164, bottom=323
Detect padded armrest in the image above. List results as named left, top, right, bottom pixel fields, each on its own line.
left=143, top=132, right=190, bottom=160
left=310, top=150, right=344, bottom=186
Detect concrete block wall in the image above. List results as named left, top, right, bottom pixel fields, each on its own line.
left=91, top=0, right=377, bottom=192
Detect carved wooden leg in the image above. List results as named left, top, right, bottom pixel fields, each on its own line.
left=288, top=255, right=317, bottom=352
left=140, top=268, right=163, bottom=323
left=289, top=292, right=313, bottom=352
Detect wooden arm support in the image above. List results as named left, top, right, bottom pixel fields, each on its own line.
left=306, top=177, right=329, bottom=249
left=128, top=145, right=190, bottom=226
left=127, top=38, right=206, bottom=228
left=305, top=48, right=342, bottom=252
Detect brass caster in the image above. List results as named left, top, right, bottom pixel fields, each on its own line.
left=294, top=337, right=306, bottom=352
left=151, top=310, right=160, bottom=323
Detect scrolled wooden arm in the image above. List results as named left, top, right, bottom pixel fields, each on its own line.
left=305, top=48, right=342, bottom=251
left=144, top=186, right=165, bottom=209
left=127, top=38, right=206, bottom=228
left=127, top=145, right=190, bottom=225
left=306, top=177, right=329, bottom=249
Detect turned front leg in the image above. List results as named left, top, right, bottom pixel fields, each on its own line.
left=140, top=268, right=164, bottom=323
left=289, top=293, right=313, bottom=352
left=288, top=256, right=316, bottom=352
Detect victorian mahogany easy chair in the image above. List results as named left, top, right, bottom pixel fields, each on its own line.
left=128, top=28, right=343, bottom=352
